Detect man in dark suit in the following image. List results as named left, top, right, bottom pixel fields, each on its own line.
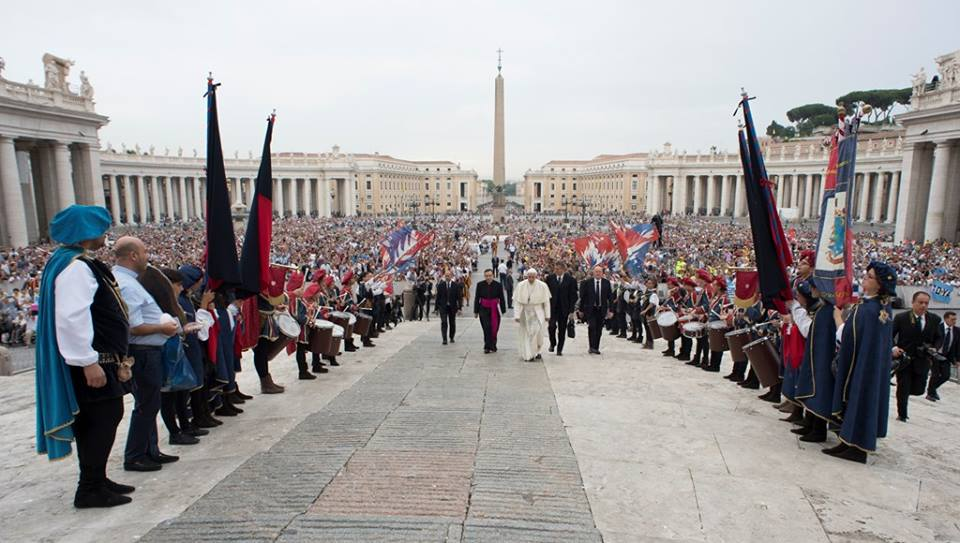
left=546, top=262, right=578, bottom=356
left=892, top=291, right=943, bottom=421
left=435, top=270, right=462, bottom=345
left=927, top=311, right=958, bottom=402
left=578, top=265, right=613, bottom=355
left=474, top=268, right=507, bottom=353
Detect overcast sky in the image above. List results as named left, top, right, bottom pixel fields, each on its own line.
left=3, top=0, right=957, bottom=179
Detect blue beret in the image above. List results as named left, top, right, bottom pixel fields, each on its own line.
left=178, top=264, right=204, bottom=290
left=49, top=205, right=112, bottom=245
left=795, top=279, right=817, bottom=302
left=867, top=261, right=897, bottom=296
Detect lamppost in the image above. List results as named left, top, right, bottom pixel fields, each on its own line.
left=425, top=195, right=438, bottom=224
left=577, top=198, right=591, bottom=229
left=561, top=196, right=570, bottom=223
left=408, top=198, right=421, bottom=223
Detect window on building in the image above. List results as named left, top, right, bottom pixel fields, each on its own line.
left=573, top=183, right=577, bottom=190
left=366, top=180, right=372, bottom=190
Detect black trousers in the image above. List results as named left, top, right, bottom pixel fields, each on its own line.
left=125, top=346, right=162, bottom=463
left=296, top=343, right=320, bottom=371
left=479, top=309, right=498, bottom=350
left=928, top=360, right=953, bottom=396
left=694, top=336, right=709, bottom=362
left=548, top=311, right=570, bottom=352
left=253, top=341, right=270, bottom=378
left=440, top=306, right=457, bottom=341
left=895, top=368, right=927, bottom=418
left=587, top=311, right=605, bottom=351
left=75, top=396, right=124, bottom=491
left=642, top=317, right=653, bottom=344
left=160, top=390, right=190, bottom=436
left=679, top=336, right=692, bottom=356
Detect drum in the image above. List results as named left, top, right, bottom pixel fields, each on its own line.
left=324, top=323, right=345, bottom=357
left=743, top=337, right=781, bottom=387
left=308, top=319, right=334, bottom=356
left=353, top=311, right=373, bottom=337
left=329, top=311, right=355, bottom=338
left=657, top=311, right=680, bottom=341
left=707, top=321, right=731, bottom=352
left=264, top=313, right=301, bottom=361
left=646, top=316, right=662, bottom=340
left=681, top=322, right=705, bottom=338
left=725, top=328, right=753, bottom=362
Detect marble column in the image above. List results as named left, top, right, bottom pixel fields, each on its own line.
left=290, top=178, right=299, bottom=217
left=304, top=179, right=314, bottom=217
left=885, top=172, right=900, bottom=224
left=720, top=175, right=731, bottom=216
left=666, top=175, right=687, bottom=215
left=801, top=174, right=812, bottom=218
left=856, top=173, right=869, bottom=222
left=693, top=176, right=704, bottom=215
left=0, top=136, right=28, bottom=247
left=52, top=142, right=76, bottom=210
left=320, top=177, right=330, bottom=218
left=178, top=177, right=188, bottom=221
left=36, top=146, right=59, bottom=225
left=924, top=141, right=955, bottom=241
left=192, top=177, right=203, bottom=220
left=134, top=176, right=146, bottom=224
left=123, top=176, right=135, bottom=224
left=148, top=176, right=161, bottom=223
left=733, top=175, right=745, bottom=217
left=15, top=149, right=40, bottom=242
left=162, top=177, right=174, bottom=221
left=345, top=178, right=356, bottom=216
left=705, top=176, right=716, bottom=216
left=107, top=175, right=122, bottom=224
left=788, top=174, right=798, bottom=209
left=82, top=144, right=105, bottom=207
left=275, top=178, right=285, bottom=217
left=871, top=172, right=885, bottom=222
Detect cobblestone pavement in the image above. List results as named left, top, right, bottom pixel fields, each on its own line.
left=141, top=316, right=601, bottom=542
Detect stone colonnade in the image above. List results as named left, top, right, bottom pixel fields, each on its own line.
left=646, top=169, right=902, bottom=224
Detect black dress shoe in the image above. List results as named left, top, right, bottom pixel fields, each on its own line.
left=228, top=391, right=246, bottom=404
left=484, top=349, right=491, bottom=354
left=492, top=347, right=498, bottom=352
left=215, top=402, right=240, bottom=417
left=799, top=430, right=827, bottom=443
left=235, top=389, right=254, bottom=400
left=790, top=425, right=812, bottom=435
left=535, top=354, right=542, bottom=360
left=104, top=479, right=135, bottom=494
left=824, top=444, right=867, bottom=464
left=896, top=416, right=908, bottom=422
left=299, top=372, right=318, bottom=380
left=686, top=359, right=700, bottom=366
left=74, top=488, right=133, bottom=508
left=443, top=340, right=448, bottom=345
left=548, top=345, right=555, bottom=352
left=169, top=433, right=200, bottom=445
left=556, top=351, right=563, bottom=356
left=149, top=452, right=180, bottom=464
left=183, top=425, right=209, bottom=437
left=451, top=338, right=455, bottom=343
left=821, top=443, right=849, bottom=455
left=124, top=458, right=162, bottom=472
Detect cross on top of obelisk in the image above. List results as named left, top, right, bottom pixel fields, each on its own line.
left=497, top=48, right=503, bottom=73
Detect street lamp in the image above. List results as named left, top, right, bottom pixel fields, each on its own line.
left=425, top=195, right=438, bottom=223
left=561, top=196, right=570, bottom=223
left=577, top=198, right=591, bottom=229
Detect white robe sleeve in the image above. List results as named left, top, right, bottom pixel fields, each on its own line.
left=54, top=260, right=100, bottom=367
left=787, top=300, right=813, bottom=338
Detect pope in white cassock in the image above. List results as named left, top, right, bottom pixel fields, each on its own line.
left=513, top=268, right=552, bottom=361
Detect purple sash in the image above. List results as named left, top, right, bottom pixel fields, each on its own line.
left=479, top=298, right=501, bottom=341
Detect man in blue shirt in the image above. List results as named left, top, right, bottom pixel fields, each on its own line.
left=112, top=237, right=179, bottom=472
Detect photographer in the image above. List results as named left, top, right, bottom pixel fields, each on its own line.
left=892, top=291, right=943, bottom=422
left=927, top=311, right=958, bottom=402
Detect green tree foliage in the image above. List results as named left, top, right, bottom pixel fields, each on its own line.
left=784, top=103, right=837, bottom=136
left=835, top=88, right=911, bottom=124
left=766, top=120, right=796, bottom=139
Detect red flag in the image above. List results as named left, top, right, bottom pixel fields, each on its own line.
left=203, top=76, right=241, bottom=292
left=733, top=269, right=759, bottom=308
left=237, top=113, right=276, bottom=299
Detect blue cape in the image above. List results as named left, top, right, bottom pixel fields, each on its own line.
left=35, top=246, right=85, bottom=460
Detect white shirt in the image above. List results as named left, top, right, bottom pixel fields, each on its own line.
left=54, top=260, right=100, bottom=367
left=498, top=262, right=508, bottom=275
left=113, top=265, right=168, bottom=346
left=786, top=299, right=813, bottom=338
left=648, top=293, right=660, bottom=307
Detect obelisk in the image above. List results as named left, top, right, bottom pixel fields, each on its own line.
left=491, top=48, right=506, bottom=224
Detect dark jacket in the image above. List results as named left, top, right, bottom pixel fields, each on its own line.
left=546, top=272, right=578, bottom=316
left=578, top=277, right=612, bottom=317
left=939, top=323, right=959, bottom=363
left=474, top=280, right=506, bottom=314
left=893, top=310, right=943, bottom=374
left=435, top=280, right=462, bottom=312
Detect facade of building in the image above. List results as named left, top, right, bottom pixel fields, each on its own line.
left=0, top=54, right=479, bottom=247
left=523, top=153, right=649, bottom=213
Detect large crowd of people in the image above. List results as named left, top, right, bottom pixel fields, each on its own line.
left=17, top=205, right=960, bottom=510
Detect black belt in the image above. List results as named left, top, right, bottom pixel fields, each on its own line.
left=127, top=344, right=162, bottom=352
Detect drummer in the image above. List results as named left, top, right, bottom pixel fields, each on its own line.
left=640, top=276, right=659, bottom=350
left=252, top=265, right=290, bottom=394
left=703, top=274, right=729, bottom=373
left=288, top=275, right=320, bottom=381
left=687, top=270, right=712, bottom=368
left=659, top=277, right=682, bottom=358
left=738, top=295, right=768, bottom=390
left=343, top=271, right=375, bottom=348
left=724, top=297, right=754, bottom=383
left=676, top=277, right=697, bottom=362
left=318, top=274, right=342, bottom=367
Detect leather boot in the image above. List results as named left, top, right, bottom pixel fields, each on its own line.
left=234, top=387, right=254, bottom=401
left=791, top=411, right=815, bottom=434
left=759, top=382, right=782, bottom=403
left=215, top=394, right=241, bottom=417
left=297, top=359, right=317, bottom=380
left=799, top=418, right=828, bottom=443
left=260, top=374, right=285, bottom=394
left=228, top=390, right=246, bottom=404
left=362, top=338, right=375, bottom=347
left=345, top=338, right=358, bottom=352
left=780, top=405, right=804, bottom=423
left=739, top=370, right=760, bottom=389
